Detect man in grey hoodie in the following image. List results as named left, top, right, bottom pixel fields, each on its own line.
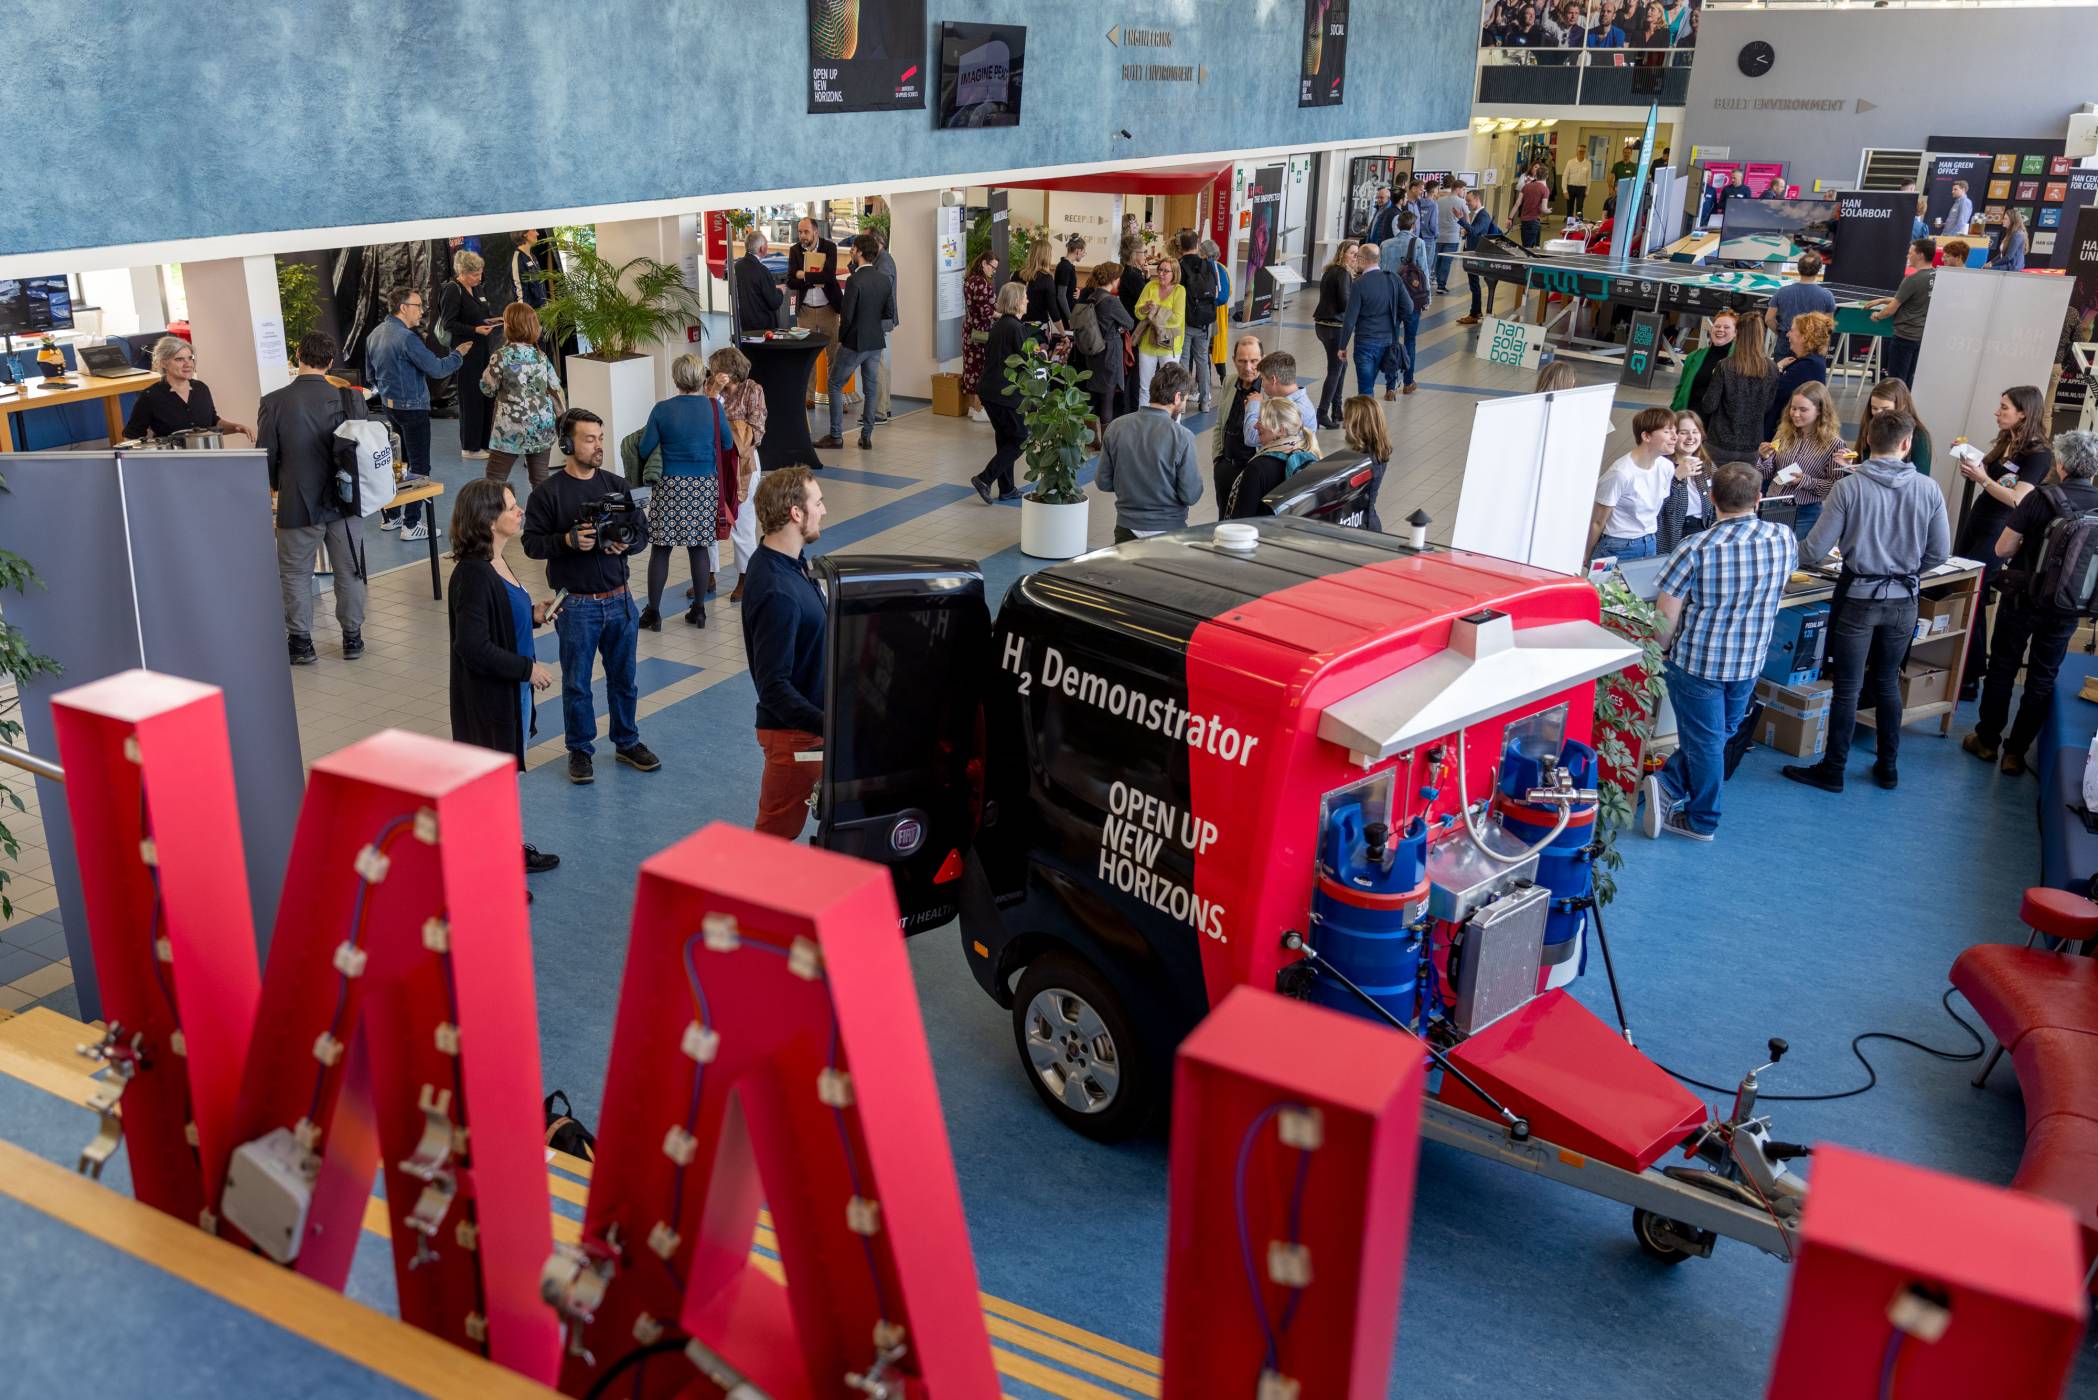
left=1098, top=360, right=1203, bottom=543
left=1783, top=409, right=1952, bottom=793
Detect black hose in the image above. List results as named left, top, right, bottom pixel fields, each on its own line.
left=581, top=1336, right=691, bottom=1400
left=1653, top=988, right=1985, bottom=1102
left=1584, top=886, right=1634, bottom=1046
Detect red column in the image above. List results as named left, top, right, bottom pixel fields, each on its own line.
left=1162, top=987, right=1426, bottom=1398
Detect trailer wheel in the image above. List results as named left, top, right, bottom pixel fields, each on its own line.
left=1012, top=953, right=1156, bottom=1142
left=1631, top=1208, right=1697, bottom=1265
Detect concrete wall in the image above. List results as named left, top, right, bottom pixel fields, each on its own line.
left=4, top=0, right=1476, bottom=260
left=1684, top=7, right=2094, bottom=187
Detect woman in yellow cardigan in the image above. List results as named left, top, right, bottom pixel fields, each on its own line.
left=1133, top=257, right=1185, bottom=405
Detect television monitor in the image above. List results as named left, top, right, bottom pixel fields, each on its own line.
left=937, top=21, right=1024, bottom=129
left=1717, top=198, right=1837, bottom=265
left=0, top=276, right=74, bottom=336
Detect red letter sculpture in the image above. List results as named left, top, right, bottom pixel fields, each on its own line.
left=1162, top=987, right=1426, bottom=1399
left=549, top=822, right=997, bottom=1399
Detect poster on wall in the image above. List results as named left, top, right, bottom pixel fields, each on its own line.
left=1832, top=192, right=1913, bottom=294
left=1925, top=154, right=1990, bottom=234
left=807, top=0, right=926, bottom=114
left=1243, top=165, right=1285, bottom=325
left=1344, top=156, right=1411, bottom=238
left=1299, top=0, right=1347, bottom=107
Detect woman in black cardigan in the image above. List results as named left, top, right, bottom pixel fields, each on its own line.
left=447, top=478, right=561, bottom=875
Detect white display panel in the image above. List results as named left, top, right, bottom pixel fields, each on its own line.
left=1910, top=268, right=2074, bottom=503
left=1452, top=381, right=1619, bottom=576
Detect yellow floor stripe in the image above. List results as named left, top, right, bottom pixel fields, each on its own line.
left=991, top=1347, right=1139, bottom=1400
left=985, top=1316, right=1159, bottom=1396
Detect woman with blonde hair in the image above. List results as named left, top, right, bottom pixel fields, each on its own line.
left=1763, top=309, right=1833, bottom=438
left=1133, top=256, right=1187, bottom=406
left=1313, top=240, right=1360, bottom=428
left=1658, top=409, right=1717, bottom=551
left=1016, top=238, right=1067, bottom=329
left=635, top=351, right=734, bottom=629
left=1225, top=396, right=1321, bottom=518
left=436, top=248, right=500, bottom=457
left=1757, top=380, right=1846, bottom=538
left=1340, top=395, right=1392, bottom=531
left=480, top=301, right=562, bottom=489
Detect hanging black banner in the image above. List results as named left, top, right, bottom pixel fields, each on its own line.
left=808, top=0, right=927, bottom=114
left=1299, top=0, right=1348, bottom=108
left=1832, top=192, right=1912, bottom=294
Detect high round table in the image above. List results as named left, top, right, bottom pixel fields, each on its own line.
left=738, top=332, right=830, bottom=471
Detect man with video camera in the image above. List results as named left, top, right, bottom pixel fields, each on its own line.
left=523, top=408, right=663, bottom=784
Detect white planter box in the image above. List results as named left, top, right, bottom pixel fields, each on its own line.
left=563, top=353, right=656, bottom=461
left=1020, top=494, right=1090, bottom=560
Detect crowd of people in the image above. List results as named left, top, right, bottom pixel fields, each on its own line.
left=1482, top=0, right=1701, bottom=49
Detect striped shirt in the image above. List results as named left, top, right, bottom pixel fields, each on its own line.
left=1655, top=514, right=1796, bottom=682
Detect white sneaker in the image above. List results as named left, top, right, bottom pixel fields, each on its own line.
left=967, top=406, right=988, bottom=423
left=399, top=523, right=436, bottom=542
left=461, top=450, right=489, bottom=460
left=380, top=516, right=403, bottom=531
left=1639, top=773, right=1668, bottom=838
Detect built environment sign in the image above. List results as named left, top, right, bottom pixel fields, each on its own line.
left=807, top=0, right=926, bottom=113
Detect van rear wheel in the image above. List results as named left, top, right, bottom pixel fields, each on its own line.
left=1013, top=953, right=1156, bottom=1142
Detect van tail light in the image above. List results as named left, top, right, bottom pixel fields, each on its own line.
left=934, top=848, right=965, bottom=884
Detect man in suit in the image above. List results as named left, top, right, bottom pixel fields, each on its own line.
left=872, top=232, right=901, bottom=422
left=1365, top=185, right=1400, bottom=244
left=817, top=233, right=898, bottom=451
left=786, top=216, right=843, bottom=406
left=261, top=330, right=369, bottom=665
left=734, top=231, right=785, bottom=337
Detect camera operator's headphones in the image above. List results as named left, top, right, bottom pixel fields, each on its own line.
left=557, top=408, right=601, bottom=458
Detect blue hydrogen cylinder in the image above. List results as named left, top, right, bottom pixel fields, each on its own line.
left=1494, top=737, right=1599, bottom=989
left=1309, top=803, right=1430, bottom=1029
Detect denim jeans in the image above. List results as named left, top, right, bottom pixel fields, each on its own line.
left=555, top=590, right=640, bottom=755
left=1180, top=327, right=1216, bottom=409
left=828, top=345, right=883, bottom=442
left=1354, top=339, right=1397, bottom=397
left=1791, top=501, right=1822, bottom=540
left=1520, top=219, right=1542, bottom=249
left=1976, top=593, right=2082, bottom=758
left=1883, top=335, right=1920, bottom=387
left=1822, top=594, right=1917, bottom=772
left=384, top=407, right=432, bottom=529
left=1658, top=663, right=1757, bottom=835
left=1595, top=532, right=1657, bottom=560
left=1435, top=240, right=1461, bottom=291
left=1395, top=302, right=1419, bottom=386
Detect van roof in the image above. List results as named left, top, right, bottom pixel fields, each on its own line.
left=1020, top=517, right=1589, bottom=659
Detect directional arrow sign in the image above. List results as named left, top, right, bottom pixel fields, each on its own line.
left=1107, top=24, right=1120, bottom=45
left=1856, top=98, right=1877, bottom=113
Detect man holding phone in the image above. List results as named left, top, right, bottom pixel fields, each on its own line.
left=522, top=409, right=663, bottom=785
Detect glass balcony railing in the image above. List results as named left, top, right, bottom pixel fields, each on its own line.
left=1476, top=45, right=1695, bottom=106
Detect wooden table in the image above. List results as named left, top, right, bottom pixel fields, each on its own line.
left=386, top=479, right=448, bottom=599
left=0, top=371, right=149, bottom=451
left=1780, top=561, right=1984, bottom=736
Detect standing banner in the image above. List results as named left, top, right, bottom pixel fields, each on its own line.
left=1299, top=0, right=1347, bottom=108
left=1243, top=166, right=1285, bottom=324
left=989, top=188, right=1010, bottom=285
left=935, top=203, right=964, bottom=363
left=1832, top=192, right=1913, bottom=293
left=1453, top=382, right=1619, bottom=575
left=1910, top=268, right=2075, bottom=512
left=2044, top=169, right=2098, bottom=269
left=1925, top=154, right=1990, bottom=234
left=1621, top=311, right=1665, bottom=388
left=807, top=0, right=926, bottom=113
left=2061, top=205, right=2098, bottom=388
left=1615, top=103, right=1659, bottom=269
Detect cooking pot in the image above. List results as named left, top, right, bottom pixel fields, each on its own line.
left=173, top=428, right=226, bottom=449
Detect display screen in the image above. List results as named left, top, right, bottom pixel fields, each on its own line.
left=0, top=276, right=74, bottom=336
left=936, top=21, right=1025, bottom=129
left=807, top=0, right=926, bottom=114
left=1717, top=198, right=1837, bottom=264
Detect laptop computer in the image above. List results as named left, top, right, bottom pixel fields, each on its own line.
left=78, top=342, right=153, bottom=379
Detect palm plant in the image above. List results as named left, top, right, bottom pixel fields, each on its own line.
left=1002, top=339, right=1091, bottom=506
left=533, top=237, right=705, bottom=361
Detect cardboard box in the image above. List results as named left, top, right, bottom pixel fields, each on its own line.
left=1897, top=663, right=1949, bottom=710
left=1755, top=677, right=1833, bottom=716
left=1756, top=705, right=1828, bottom=757
left=1917, top=592, right=1969, bottom=635
left=931, top=372, right=965, bottom=417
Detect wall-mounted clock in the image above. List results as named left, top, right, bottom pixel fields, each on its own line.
left=1737, top=41, right=1775, bottom=78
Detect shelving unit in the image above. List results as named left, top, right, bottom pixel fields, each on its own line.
left=1780, top=562, right=1984, bottom=737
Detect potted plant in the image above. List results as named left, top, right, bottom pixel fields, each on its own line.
left=1004, top=338, right=1093, bottom=559
left=1589, top=571, right=1667, bottom=906
left=534, top=235, right=707, bottom=450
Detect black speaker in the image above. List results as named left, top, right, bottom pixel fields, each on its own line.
left=1632, top=68, right=1665, bottom=97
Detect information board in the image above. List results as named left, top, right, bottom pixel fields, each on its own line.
left=1477, top=316, right=1544, bottom=371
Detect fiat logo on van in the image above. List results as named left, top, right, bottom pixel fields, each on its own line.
left=892, top=816, right=926, bottom=856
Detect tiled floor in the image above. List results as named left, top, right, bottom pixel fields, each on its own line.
left=0, top=294, right=1682, bottom=1014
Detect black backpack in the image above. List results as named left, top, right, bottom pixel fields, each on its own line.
left=2027, top=485, right=2098, bottom=615
left=1182, top=257, right=1219, bottom=326
left=544, top=1090, right=597, bottom=1162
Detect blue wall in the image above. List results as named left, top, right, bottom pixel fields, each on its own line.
left=7, top=1, right=1473, bottom=257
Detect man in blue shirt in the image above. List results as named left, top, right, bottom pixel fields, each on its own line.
left=1643, top=463, right=1796, bottom=841
left=1240, top=351, right=1322, bottom=449
left=1433, top=178, right=1469, bottom=293
left=741, top=466, right=829, bottom=840
left=1764, top=251, right=1838, bottom=338
left=1339, top=244, right=1403, bottom=403
left=1939, top=180, right=1974, bottom=236
left=364, top=286, right=470, bottom=539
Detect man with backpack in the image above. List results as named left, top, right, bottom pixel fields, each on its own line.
left=1783, top=409, right=1951, bottom=795
left=261, top=331, right=370, bottom=666
left=1966, top=430, right=2098, bottom=776
left=1377, top=212, right=1433, bottom=397
left=1176, top=232, right=1220, bottom=413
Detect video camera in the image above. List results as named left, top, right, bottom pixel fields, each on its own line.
left=571, top=488, right=650, bottom=553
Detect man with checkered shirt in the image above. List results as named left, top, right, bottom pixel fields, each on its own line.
left=1641, top=461, right=1797, bottom=841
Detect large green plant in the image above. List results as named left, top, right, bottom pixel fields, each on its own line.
left=275, top=261, right=323, bottom=350
left=1589, top=571, right=1666, bottom=906
left=533, top=237, right=705, bottom=361
left=0, top=470, right=60, bottom=921
left=1002, top=339, right=1091, bottom=507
